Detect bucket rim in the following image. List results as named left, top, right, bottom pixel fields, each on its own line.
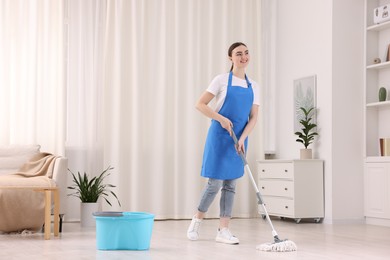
left=93, top=211, right=154, bottom=219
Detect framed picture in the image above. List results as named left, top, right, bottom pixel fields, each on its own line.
left=294, top=75, right=316, bottom=132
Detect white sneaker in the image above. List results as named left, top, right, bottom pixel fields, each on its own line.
left=215, top=228, right=239, bottom=245
left=187, top=216, right=202, bottom=241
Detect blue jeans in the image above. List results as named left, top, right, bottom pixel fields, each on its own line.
left=197, top=178, right=237, bottom=218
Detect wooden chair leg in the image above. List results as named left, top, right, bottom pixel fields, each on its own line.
left=32, top=187, right=61, bottom=239
left=44, top=190, right=51, bottom=240
left=53, top=189, right=60, bottom=237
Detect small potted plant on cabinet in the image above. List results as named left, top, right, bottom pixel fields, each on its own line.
left=68, top=165, right=121, bottom=227
left=294, top=107, right=318, bottom=159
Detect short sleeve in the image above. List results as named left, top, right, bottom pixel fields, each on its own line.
left=206, top=74, right=224, bottom=95
left=251, top=81, right=261, bottom=106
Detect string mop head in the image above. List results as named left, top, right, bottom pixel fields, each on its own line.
left=256, top=238, right=297, bottom=252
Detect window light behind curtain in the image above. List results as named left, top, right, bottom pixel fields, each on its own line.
left=1, top=0, right=264, bottom=220
left=0, top=0, right=65, bottom=154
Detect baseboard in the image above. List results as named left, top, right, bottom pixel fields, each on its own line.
left=322, top=217, right=365, bottom=225
left=365, top=217, right=390, bottom=227
left=63, top=218, right=80, bottom=223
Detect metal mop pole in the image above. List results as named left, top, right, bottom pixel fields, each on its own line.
left=231, top=131, right=282, bottom=242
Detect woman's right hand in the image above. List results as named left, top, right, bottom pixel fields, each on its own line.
left=195, top=91, right=233, bottom=135
left=219, top=117, right=233, bottom=135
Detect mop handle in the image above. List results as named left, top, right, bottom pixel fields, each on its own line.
left=231, top=131, right=280, bottom=238
left=231, top=131, right=259, bottom=194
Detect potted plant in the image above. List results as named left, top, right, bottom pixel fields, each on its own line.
left=68, top=165, right=121, bottom=227
left=294, top=107, right=318, bottom=159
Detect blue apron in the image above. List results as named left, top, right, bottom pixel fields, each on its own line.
left=201, top=72, right=254, bottom=180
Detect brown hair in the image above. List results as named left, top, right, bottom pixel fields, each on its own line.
left=228, top=42, right=247, bottom=71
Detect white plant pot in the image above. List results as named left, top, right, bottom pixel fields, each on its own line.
left=80, top=202, right=99, bottom=227
left=300, top=148, right=312, bottom=159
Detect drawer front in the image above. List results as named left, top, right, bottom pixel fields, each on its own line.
left=260, top=197, right=294, bottom=217
left=258, top=163, right=293, bottom=179
left=259, top=180, right=294, bottom=198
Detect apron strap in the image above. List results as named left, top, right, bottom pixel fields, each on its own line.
left=245, top=74, right=252, bottom=89
left=228, top=71, right=233, bottom=87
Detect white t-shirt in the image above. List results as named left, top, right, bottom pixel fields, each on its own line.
left=206, top=73, right=260, bottom=112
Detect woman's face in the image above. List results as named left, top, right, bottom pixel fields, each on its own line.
left=230, top=45, right=250, bottom=70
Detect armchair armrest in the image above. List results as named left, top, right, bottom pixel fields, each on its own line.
left=52, top=157, right=68, bottom=215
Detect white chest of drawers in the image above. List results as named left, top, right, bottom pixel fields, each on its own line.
left=257, top=159, right=324, bottom=223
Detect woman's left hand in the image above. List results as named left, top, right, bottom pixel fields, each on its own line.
left=235, top=138, right=245, bottom=155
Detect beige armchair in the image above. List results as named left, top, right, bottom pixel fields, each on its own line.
left=0, top=145, right=67, bottom=234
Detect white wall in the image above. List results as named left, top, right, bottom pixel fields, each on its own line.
left=272, top=0, right=364, bottom=222
left=332, top=0, right=364, bottom=221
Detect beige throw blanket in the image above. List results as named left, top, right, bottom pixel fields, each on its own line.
left=0, top=153, right=58, bottom=232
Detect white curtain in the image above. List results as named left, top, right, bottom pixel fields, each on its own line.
left=0, top=0, right=65, bottom=155
left=1, top=0, right=263, bottom=220
left=0, top=0, right=264, bottom=221
left=66, top=0, right=263, bottom=220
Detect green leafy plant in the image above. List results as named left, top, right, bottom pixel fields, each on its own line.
left=67, top=165, right=121, bottom=206
left=294, top=107, right=318, bottom=149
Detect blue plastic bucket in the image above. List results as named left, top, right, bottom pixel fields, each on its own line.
left=93, top=211, right=154, bottom=250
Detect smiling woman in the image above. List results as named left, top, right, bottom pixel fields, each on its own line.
left=187, top=42, right=261, bottom=245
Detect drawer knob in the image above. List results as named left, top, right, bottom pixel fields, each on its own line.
left=285, top=206, right=288, bottom=209
left=284, top=169, right=288, bottom=172
left=284, top=188, right=288, bottom=191
left=262, top=169, right=265, bottom=172
left=261, top=186, right=265, bottom=189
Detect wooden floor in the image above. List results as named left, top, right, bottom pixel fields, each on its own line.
left=1, top=217, right=390, bottom=259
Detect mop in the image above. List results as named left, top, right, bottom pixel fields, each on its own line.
left=231, top=131, right=297, bottom=252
